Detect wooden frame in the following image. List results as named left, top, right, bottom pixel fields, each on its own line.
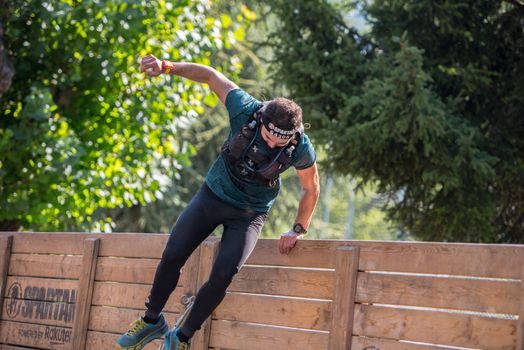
left=0, top=232, right=522, bottom=350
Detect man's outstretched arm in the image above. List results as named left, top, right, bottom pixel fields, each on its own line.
left=140, top=54, right=238, bottom=104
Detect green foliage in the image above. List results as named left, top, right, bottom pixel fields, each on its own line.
left=1, top=0, right=246, bottom=231
left=264, top=0, right=524, bottom=242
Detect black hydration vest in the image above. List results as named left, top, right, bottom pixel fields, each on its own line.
left=221, top=112, right=302, bottom=188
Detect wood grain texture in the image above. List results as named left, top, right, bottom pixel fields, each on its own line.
left=95, top=257, right=159, bottom=284
left=329, top=246, right=360, bottom=350
left=356, top=271, right=520, bottom=314
left=0, top=320, right=72, bottom=349
left=192, top=240, right=220, bottom=350
left=8, top=254, right=82, bottom=279
left=209, top=319, right=329, bottom=350
left=351, top=336, right=454, bottom=349
left=353, top=304, right=516, bottom=350
left=91, top=281, right=185, bottom=313
left=213, top=292, right=332, bottom=331
left=247, top=239, right=524, bottom=278
left=229, top=265, right=335, bottom=299
left=7, top=232, right=168, bottom=258
left=516, top=257, right=524, bottom=350
left=0, top=235, right=13, bottom=340
left=72, top=238, right=100, bottom=350
left=5, top=233, right=524, bottom=277
left=4, top=276, right=78, bottom=296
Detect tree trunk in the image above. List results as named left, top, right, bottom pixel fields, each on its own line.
left=0, top=220, right=21, bottom=232
left=0, top=12, right=15, bottom=96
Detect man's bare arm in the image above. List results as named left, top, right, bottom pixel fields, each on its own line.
left=278, top=163, right=320, bottom=254
left=140, top=54, right=238, bottom=104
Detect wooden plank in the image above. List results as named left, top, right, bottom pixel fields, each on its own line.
left=2, top=300, right=76, bottom=327
left=0, top=235, right=13, bottom=339
left=81, top=233, right=168, bottom=259
left=246, top=239, right=335, bottom=268
left=209, top=319, right=329, bottom=350
left=229, top=265, right=335, bottom=299
left=91, top=281, right=185, bottom=313
left=9, top=233, right=524, bottom=278
left=351, top=336, right=455, bottom=349
left=516, top=256, right=524, bottom=350
left=357, top=241, right=524, bottom=279
left=0, top=320, right=72, bottom=349
left=4, top=276, right=78, bottom=297
left=2, top=276, right=78, bottom=328
left=329, top=246, right=360, bottom=350
left=0, top=345, right=48, bottom=350
left=96, top=256, right=190, bottom=286
left=192, top=239, right=220, bottom=350
left=95, top=257, right=159, bottom=284
left=356, top=272, right=520, bottom=315
left=353, top=304, right=516, bottom=350
left=247, top=239, right=524, bottom=278
left=181, top=246, right=202, bottom=296
left=8, top=232, right=86, bottom=255
left=72, top=238, right=100, bottom=350
left=85, top=330, right=163, bottom=350
left=9, top=232, right=169, bottom=258
left=8, top=254, right=82, bottom=279
left=88, top=306, right=180, bottom=334
left=213, top=292, right=331, bottom=331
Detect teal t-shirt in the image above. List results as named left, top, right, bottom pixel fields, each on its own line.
left=205, top=88, right=316, bottom=212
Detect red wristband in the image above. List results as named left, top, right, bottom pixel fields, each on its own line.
left=161, top=60, right=175, bottom=74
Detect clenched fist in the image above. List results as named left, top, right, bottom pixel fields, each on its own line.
left=140, top=54, right=163, bottom=76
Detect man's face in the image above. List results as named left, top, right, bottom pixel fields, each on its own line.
left=260, top=124, right=291, bottom=149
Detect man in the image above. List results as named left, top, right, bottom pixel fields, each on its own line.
left=116, top=54, right=320, bottom=350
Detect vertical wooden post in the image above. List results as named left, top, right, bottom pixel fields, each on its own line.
left=329, top=246, right=360, bottom=350
left=516, top=255, right=524, bottom=350
left=191, top=238, right=220, bottom=350
left=181, top=245, right=202, bottom=297
left=0, top=235, right=13, bottom=336
left=71, top=238, right=100, bottom=350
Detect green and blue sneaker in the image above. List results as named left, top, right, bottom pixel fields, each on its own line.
left=163, top=327, right=191, bottom=350
left=116, top=314, right=168, bottom=350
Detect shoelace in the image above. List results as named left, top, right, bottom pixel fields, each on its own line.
left=126, top=319, right=146, bottom=336
left=177, top=342, right=189, bottom=350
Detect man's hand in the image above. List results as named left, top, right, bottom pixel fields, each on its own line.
left=140, top=54, right=163, bottom=76
left=278, top=230, right=304, bottom=255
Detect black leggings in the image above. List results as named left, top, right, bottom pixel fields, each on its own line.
left=145, top=183, right=267, bottom=338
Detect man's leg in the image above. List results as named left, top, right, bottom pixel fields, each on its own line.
left=116, top=185, right=225, bottom=348
left=145, top=185, right=223, bottom=319
left=178, top=209, right=267, bottom=339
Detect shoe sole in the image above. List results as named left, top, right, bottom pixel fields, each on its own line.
left=116, top=324, right=169, bottom=350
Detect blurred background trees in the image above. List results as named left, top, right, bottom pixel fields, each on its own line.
left=261, top=0, right=523, bottom=242
left=1, top=0, right=248, bottom=231
left=2, top=0, right=522, bottom=243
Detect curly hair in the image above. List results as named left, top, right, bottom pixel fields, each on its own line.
left=260, top=97, right=302, bottom=131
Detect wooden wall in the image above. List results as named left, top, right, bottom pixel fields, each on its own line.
left=0, top=232, right=523, bottom=350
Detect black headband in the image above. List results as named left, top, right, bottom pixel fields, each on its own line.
left=260, top=117, right=296, bottom=140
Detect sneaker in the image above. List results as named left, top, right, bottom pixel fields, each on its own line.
left=116, top=314, right=168, bottom=350
left=164, top=327, right=191, bottom=350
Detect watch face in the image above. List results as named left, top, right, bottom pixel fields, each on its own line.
left=293, top=223, right=304, bottom=234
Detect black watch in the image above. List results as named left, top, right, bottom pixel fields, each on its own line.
left=292, top=223, right=307, bottom=235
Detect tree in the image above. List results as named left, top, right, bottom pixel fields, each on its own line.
left=263, top=0, right=524, bottom=242
left=0, top=0, right=246, bottom=231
